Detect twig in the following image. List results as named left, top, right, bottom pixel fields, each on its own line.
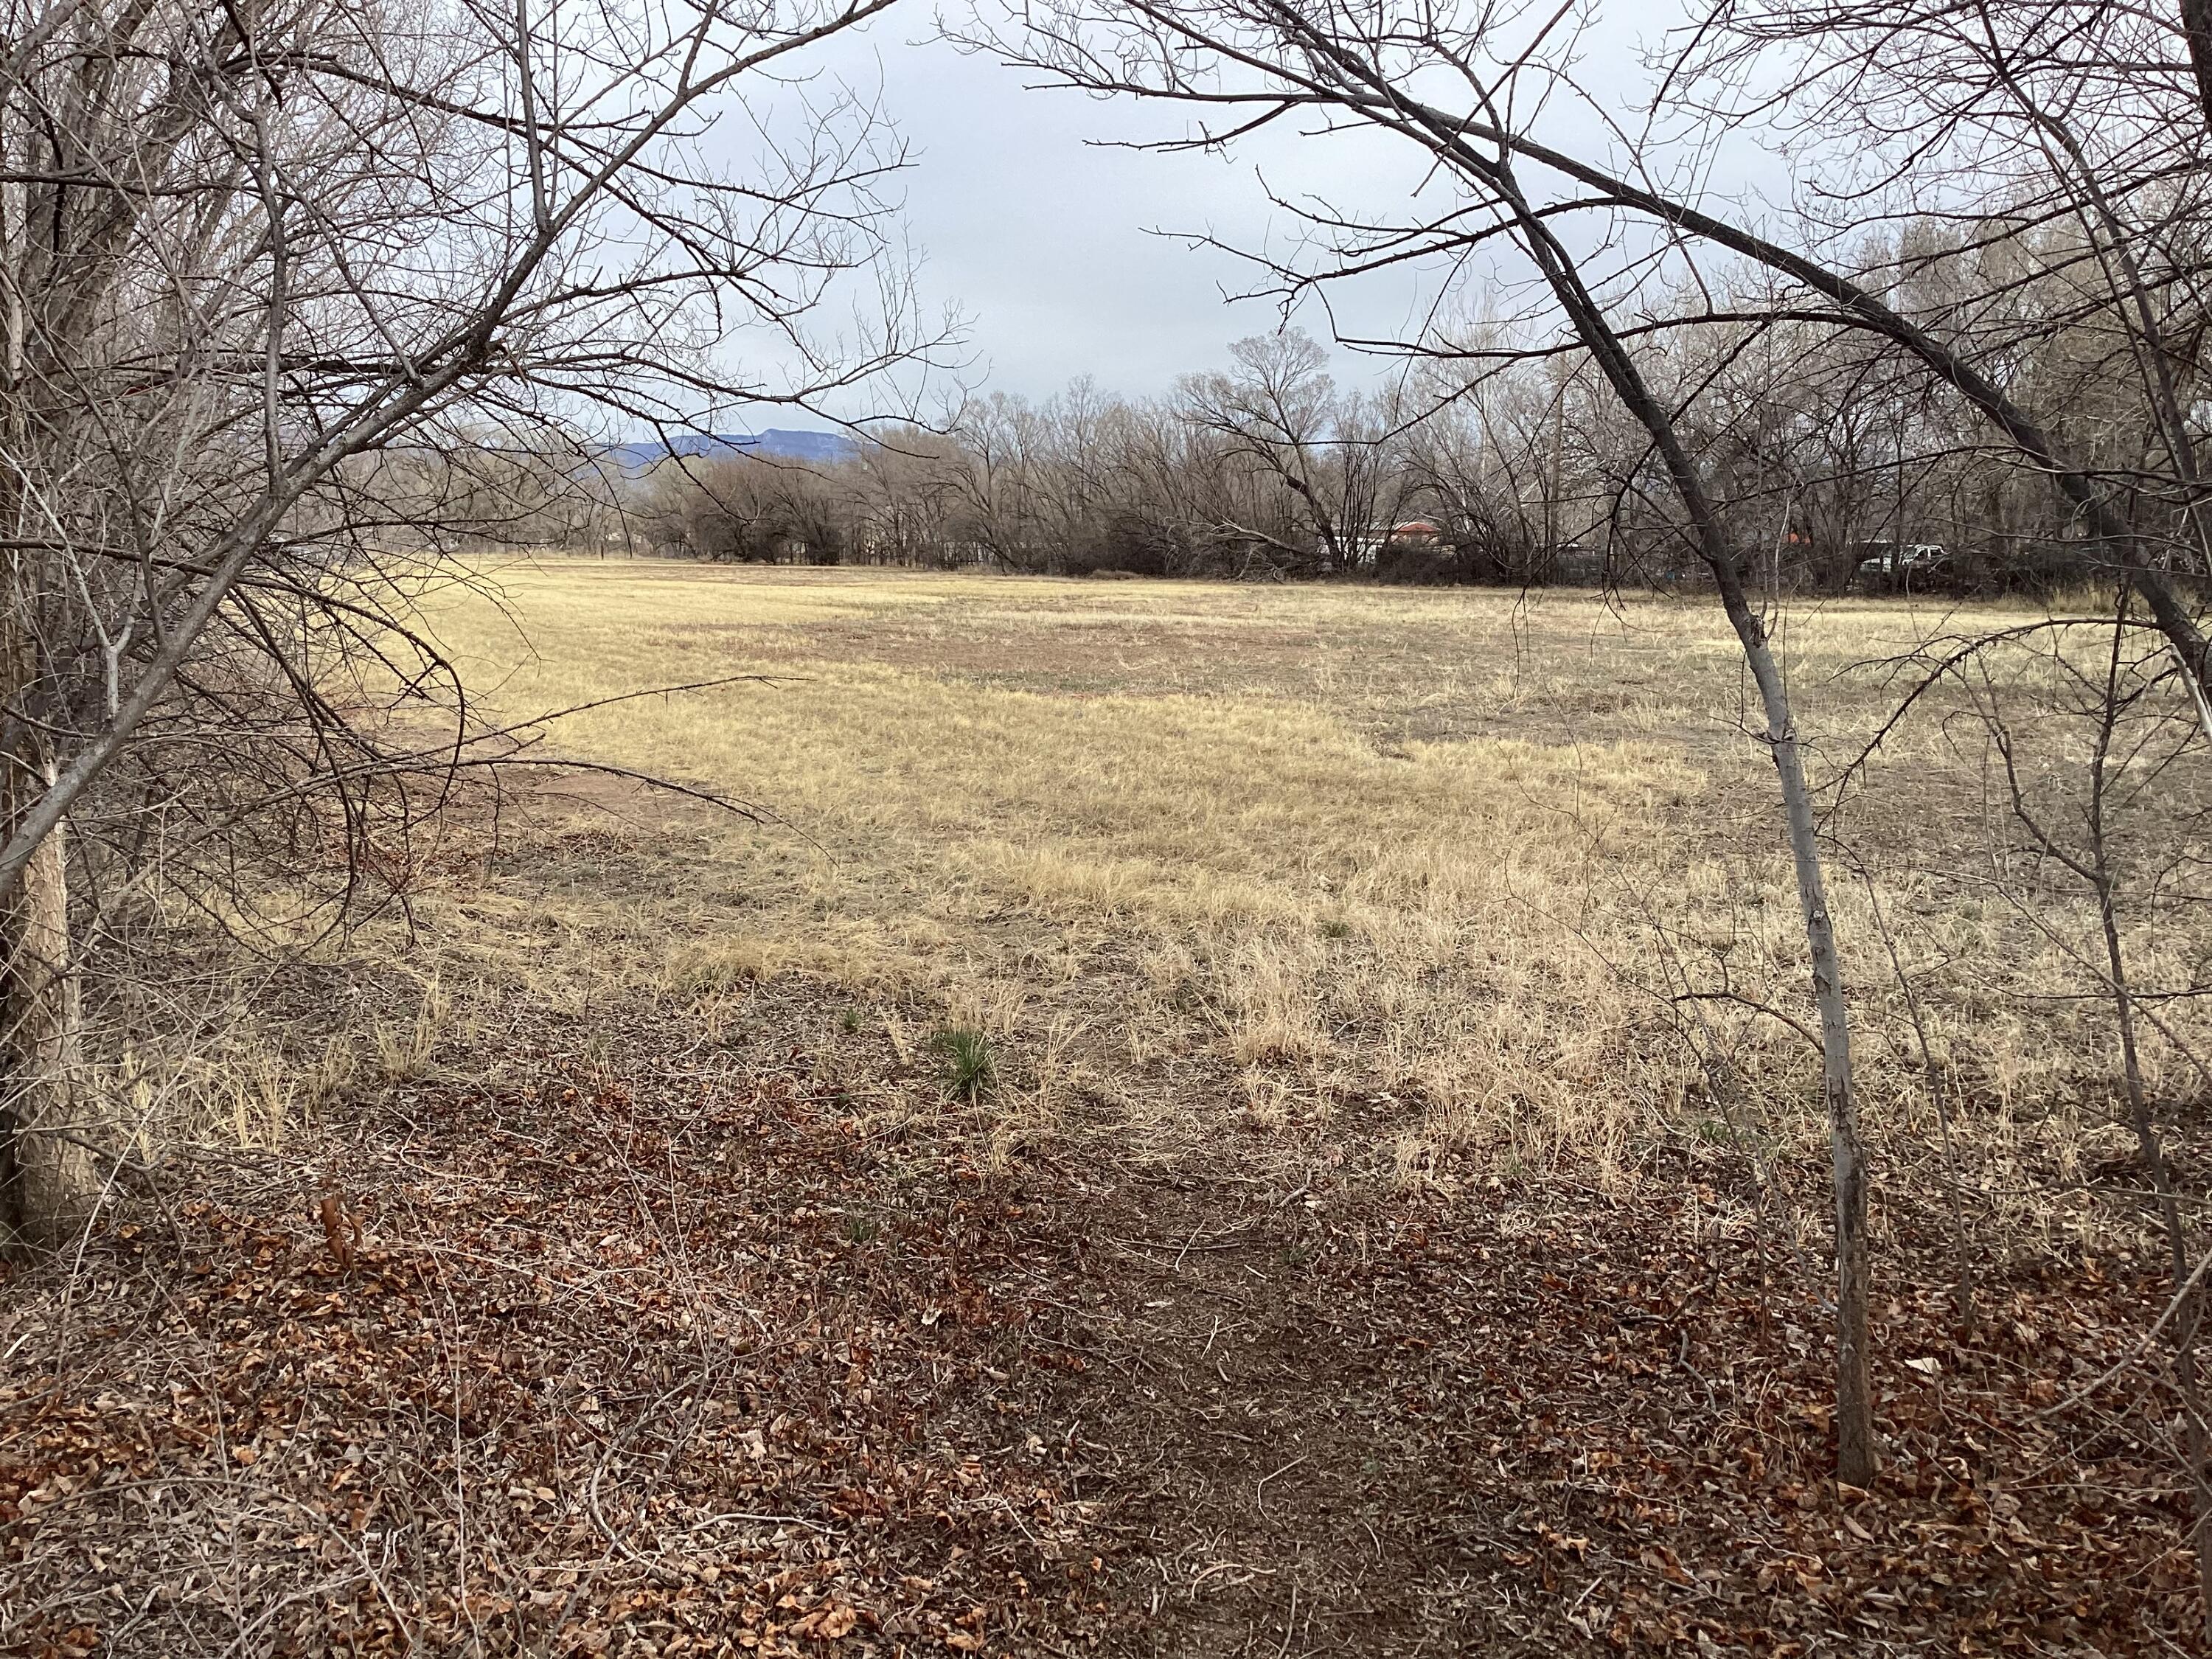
left=1253, top=1453, right=1309, bottom=1520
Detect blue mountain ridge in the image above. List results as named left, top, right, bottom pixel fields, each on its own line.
left=599, top=429, right=862, bottom=471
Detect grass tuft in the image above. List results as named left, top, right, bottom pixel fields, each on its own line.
left=931, top=1026, right=998, bottom=1102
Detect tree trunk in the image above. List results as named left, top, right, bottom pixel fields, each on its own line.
left=1715, top=566, right=1877, bottom=1486
left=1282, top=59, right=1883, bottom=1482
left=1480, top=162, right=1879, bottom=1484
left=0, top=118, right=94, bottom=1255
left=2183, top=0, right=2212, bottom=137
left=0, top=749, right=92, bottom=1255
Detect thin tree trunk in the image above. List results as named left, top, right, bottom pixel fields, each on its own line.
left=1476, top=154, right=1879, bottom=1484
left=0, top=102, right=91, bottom=1254
left=1985, top=599, right=2212, bottom=1631
left=0, top=745, right=92, bottom=1254
left=2084, top=610, right=2212, bottom=1634
left=2101, top=855, right=2212, bottom=1635
left=1719, top=574, right=1874, bottom=1485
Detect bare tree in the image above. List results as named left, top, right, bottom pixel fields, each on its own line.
left=0, top=0, right=942, bottom=1247
left=1180, top=328, right=1357, bottom=571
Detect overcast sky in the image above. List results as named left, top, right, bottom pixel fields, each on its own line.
left=729, top=4, right=1781, bottom=425
left=803, top=29, right=1430, bottom=409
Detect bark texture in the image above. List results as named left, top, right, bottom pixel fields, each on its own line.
left=0, top=759, right=91, bottom=1254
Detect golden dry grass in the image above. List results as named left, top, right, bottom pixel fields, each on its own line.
left=369, top=560, right=2198, bottom=1220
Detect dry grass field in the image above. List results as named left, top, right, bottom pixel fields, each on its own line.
left=403, top=560, right=2164, bottom=1225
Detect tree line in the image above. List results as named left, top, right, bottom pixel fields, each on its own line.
left=636, top=215, right=2191, bottom=594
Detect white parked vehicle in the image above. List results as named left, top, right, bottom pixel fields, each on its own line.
left=1854, top=542, right=1952, bottom=591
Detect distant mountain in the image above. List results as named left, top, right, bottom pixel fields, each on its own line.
left=752, top=428, right=865, bottom=465
left=599, top=428, right=861, bottom=472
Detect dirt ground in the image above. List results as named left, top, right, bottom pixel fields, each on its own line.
left=3, top=974, right=2199, bottom=1656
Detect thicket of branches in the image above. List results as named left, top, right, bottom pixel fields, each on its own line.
left=0, top=0, right=946, bottom=1250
